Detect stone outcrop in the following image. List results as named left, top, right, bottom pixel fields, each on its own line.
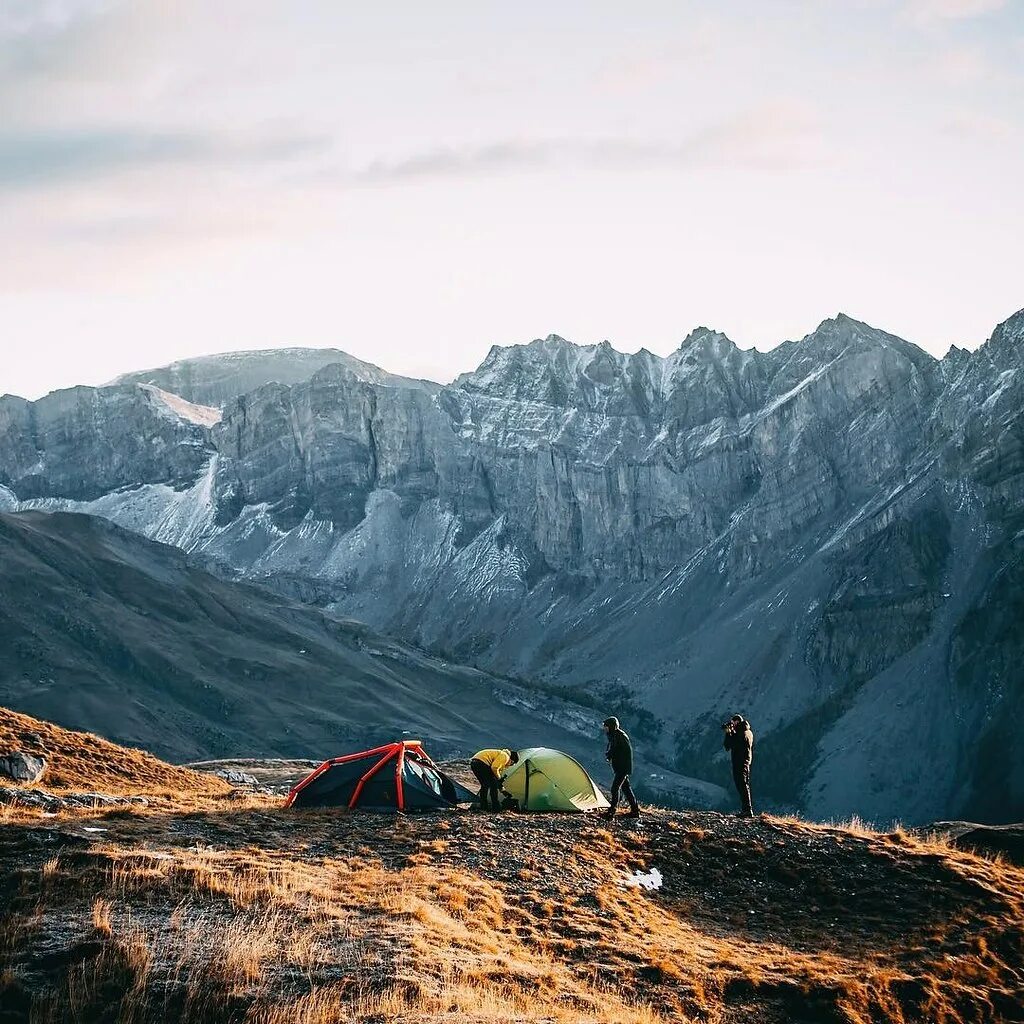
left=932, top=821, right=1024, bottom=866
left=0, top=752, right=46, bottom=784
left=0, top=785, right=147, bottom=811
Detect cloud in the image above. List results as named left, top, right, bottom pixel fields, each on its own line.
left=0, top=128, right=332, bottom=190
left=349, top=102, right=822, bottom=185
left=944, top=109, right=1016, bottom=139
left=0, top=0, right=127, bottom=102
left=0, top=0, right=113, bottom=37
left=903, top=0, right=1007, bottom=25
left=928, top=45, right=995, bottom=84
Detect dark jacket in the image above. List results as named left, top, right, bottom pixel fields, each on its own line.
left=606, top=727, right=634, bottom=775
left=724, top=720, right=754, bottom=768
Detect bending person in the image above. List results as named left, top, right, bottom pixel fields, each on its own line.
left=469, top=748, right=519, bottom=812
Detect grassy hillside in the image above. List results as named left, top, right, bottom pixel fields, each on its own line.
left=1, top=715, right=1021, bottom=1023
left=0, top=707, right=227, bottom=798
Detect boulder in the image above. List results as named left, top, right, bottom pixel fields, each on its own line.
left=0, top=751, right=46, bottom=784
left=0, top=785, right=148, bottom=812
left=933, top=821, right=1024, bottom=867
left=215, top=769, right=259, bottom=787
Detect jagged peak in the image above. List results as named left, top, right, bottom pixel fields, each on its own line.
left=675, top=326, right=739, bottom=356
left=985, top=307, right=1024, bottom=356
left=681, top=325, right=727, bottom=343
left=474, top=334, right=617, bottom=370
left=790, top=313, right=937, bottom=366
left=810, top=312, right=880, bottom=336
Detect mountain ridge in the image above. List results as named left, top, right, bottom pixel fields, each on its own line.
left=1, top=307, right=1022, bottom=823
left=107, top=346, right=439, bottom=407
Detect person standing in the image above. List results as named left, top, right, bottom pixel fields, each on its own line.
left=723, top=714, right=755, bottom=817
left=601, top=716, right=641, bottom=820
left=469, top=748, right=518, bottom=812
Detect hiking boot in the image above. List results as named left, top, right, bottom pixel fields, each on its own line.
left=600, top=809, right=616, bottom=820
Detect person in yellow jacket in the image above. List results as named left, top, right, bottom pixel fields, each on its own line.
left=470, top=748, right=520, bottom=811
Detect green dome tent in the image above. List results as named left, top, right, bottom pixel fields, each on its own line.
left=501, top=747, right=610, bottom=812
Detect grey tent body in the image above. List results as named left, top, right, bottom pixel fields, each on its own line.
left=286, top=741, right=476, bottom=811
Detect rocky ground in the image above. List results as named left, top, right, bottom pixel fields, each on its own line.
left=1, top=711, right=1022, bottom=1023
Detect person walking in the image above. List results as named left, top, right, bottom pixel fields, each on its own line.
left=469, top=748, right=519, bottom=812
left=723, top=714, right=755, bottom=817
left=601, top=716, right=640, bottom=820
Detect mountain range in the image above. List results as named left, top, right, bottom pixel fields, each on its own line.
left=2, top=308, right=1022, bottom=823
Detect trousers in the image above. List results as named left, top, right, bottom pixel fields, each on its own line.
left=471, top=758, right=502, bottom=811
left=732, top=762, right=753, bottom=815
left=610, top=770, right=639, bottom=813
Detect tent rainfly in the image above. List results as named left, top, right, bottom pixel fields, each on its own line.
left=501, top=747, right=610, bottom=812
left=286, top=740, right=476, bottom=811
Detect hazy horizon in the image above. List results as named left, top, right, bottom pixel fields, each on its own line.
left=4, top=304, right=1022, bottom=402
left=2, top=0, right=1022, bottom=400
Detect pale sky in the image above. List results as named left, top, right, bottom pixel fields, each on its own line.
left=1, top=0, right=1022, bottom=400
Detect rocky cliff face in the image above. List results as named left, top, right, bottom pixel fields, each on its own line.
left=2, top=309, right=1022, bottom=823
left=0, top=384, right=209, bottom=501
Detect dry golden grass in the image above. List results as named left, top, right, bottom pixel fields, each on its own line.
left=2, top=730, right=1023, bottom=1024
left=90, top=898, right=113, bottom=939
left=0, top=707, right=229, bottom=798
left=9, top=807, right=1022, bottom=1024
left=2, top=826, right=675, bottom=1024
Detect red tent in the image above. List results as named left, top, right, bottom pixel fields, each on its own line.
left=286, top=740, right=476, bottom=811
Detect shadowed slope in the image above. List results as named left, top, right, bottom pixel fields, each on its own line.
left=0, top=511, right=694, bottom=795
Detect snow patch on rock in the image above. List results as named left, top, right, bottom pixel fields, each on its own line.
left=139, top=384, right=221, bottom=427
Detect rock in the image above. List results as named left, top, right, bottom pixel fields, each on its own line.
left=0, top=785, right=148, bottom=813
left=0, top=786, right=59, bottom=810
left=932, top=822, right=1024, bottom=867
left=215, top=769, right=260, bottom=787
left=0, top=385, right=211, bottom=501
left=0, top=752, right=46, bottom=784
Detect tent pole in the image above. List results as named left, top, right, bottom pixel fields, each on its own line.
left=349, top=748, right=397, bottom=808
left=285, top=758, right=332, bottom=805
left=395, top=744, right=406, bottom=811
left=287, top=742, right=404, bottom=804
left=330, top=743, right=400, bottom=765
